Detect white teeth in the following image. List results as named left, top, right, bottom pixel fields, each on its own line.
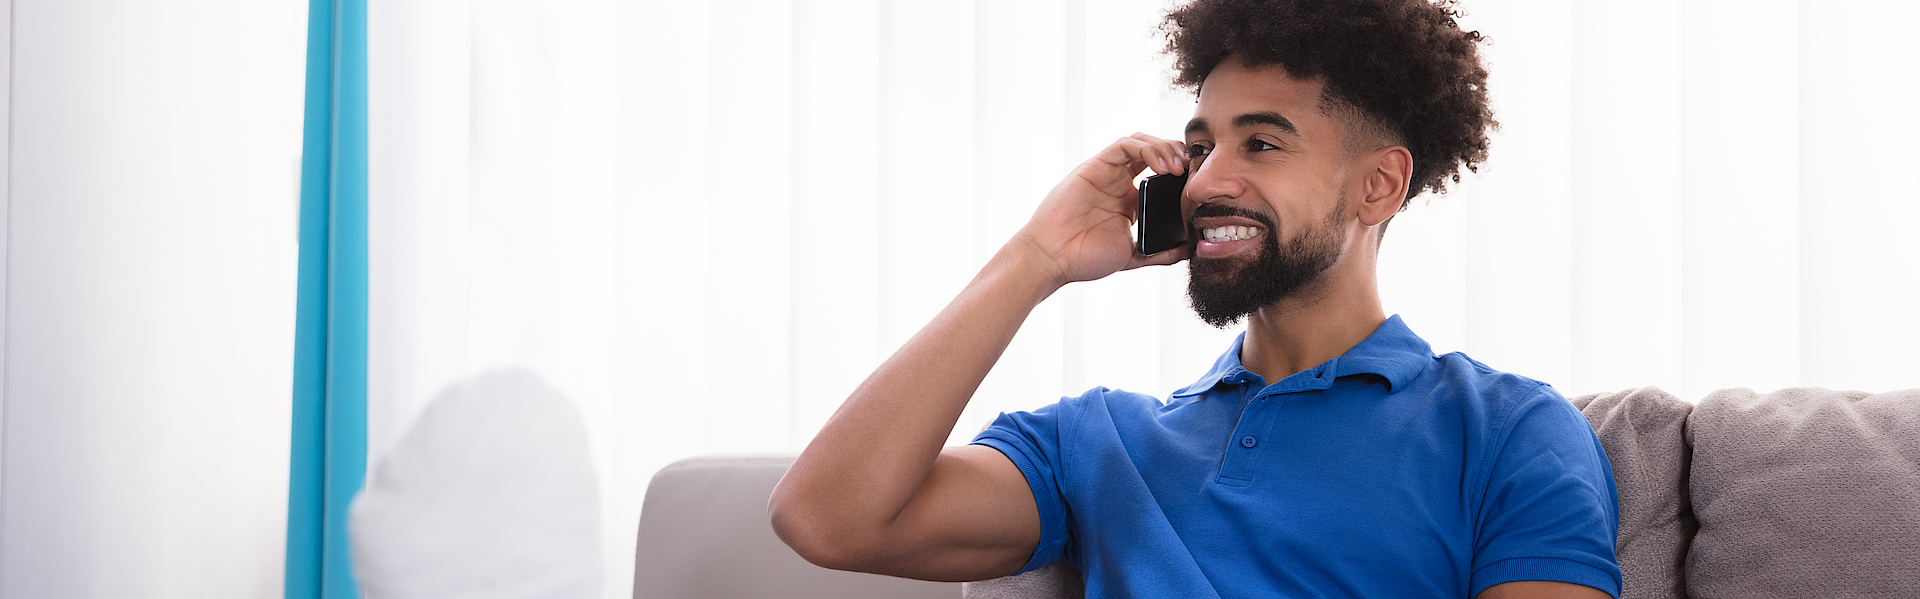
left=1201, top=225, right=1262, bottom=243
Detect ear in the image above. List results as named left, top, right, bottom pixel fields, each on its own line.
left=1356, top=146, right=1412, bottom=227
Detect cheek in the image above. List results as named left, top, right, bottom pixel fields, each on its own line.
left=1238, top=182, right=1290, bottom=217
left=1249, top=186, right=1331, bottom=234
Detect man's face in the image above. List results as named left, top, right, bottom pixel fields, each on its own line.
left=1181, top=59, right=1361, bottom=327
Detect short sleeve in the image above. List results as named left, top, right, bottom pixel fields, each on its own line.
left=1470, top=384, right=1624, bottom=598
left=971, top=401, right=1072, bottom=574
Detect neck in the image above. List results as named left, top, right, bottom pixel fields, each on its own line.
left=1237, top=258, right=1387, bottom=383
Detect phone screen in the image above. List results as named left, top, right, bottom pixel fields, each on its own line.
left=1136, top=173, right=1188, bottom=255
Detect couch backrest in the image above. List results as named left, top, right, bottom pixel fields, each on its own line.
left=1682, top=387, right=1920, bottom=598
left=1572, top=387, right=1697, bottom=599
left=633, top=454, right=962, bottom=599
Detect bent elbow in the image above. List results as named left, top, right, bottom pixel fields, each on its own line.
left=768, top=491, right=887, bottom=572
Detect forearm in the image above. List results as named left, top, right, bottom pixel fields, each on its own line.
left=769, top=133, right=1190, bottom=574
left=771, top=239, right=1061, bottom=555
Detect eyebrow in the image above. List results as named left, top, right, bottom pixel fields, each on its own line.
left=1184, top=118, right=1210, bottom=137
left=1185, top=111, right=1302, bottom=138
left=1234, top=111, right=1299, bottom=136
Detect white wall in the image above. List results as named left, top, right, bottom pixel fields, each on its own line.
left=0, top=1, right=307, bottom=597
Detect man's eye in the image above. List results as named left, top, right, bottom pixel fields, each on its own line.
left=1186, top=144, right=1212, bottom=158
left=1246, top=139, right=1279, bottom=152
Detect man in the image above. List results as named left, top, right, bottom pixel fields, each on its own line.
left=770, top=0, right=1621, bottom=597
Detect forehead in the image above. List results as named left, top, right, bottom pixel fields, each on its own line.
left=1192, top=60, right=1334, bottom=137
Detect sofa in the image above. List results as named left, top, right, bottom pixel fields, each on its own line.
left=631, top=386, right=1920, bottom=599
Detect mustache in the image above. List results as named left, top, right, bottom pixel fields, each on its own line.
left=1187, top=204, right=1277, bottom=229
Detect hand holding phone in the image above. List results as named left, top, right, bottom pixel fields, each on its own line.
left=1136, top=172, right=1188, bottom=256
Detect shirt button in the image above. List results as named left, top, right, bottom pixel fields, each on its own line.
left=1240, top=435, right=1257, bottom=448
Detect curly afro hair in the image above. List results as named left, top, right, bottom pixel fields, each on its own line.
left=1162, top=0, right=1494, bottom=202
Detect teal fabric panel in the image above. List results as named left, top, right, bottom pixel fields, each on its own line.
left=289, top=0, right=368, bottom=598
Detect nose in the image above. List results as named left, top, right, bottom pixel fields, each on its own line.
left=1182, top=152, right=1242, bottom=208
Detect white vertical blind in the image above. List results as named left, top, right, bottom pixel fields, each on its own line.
left=1798, top=0, right=1920, bottom=394
left=0, top=1, right=305, bottom=597
left=370, top=0, right=627, bottom=595
left=614, top=4, right=708, bottom=587
left=1682, top=0, right=1805, bottom=396
left=789, top=0, right=881, bottom=451
left=1459, top=0, right=1579, bottom=387
left=708, top=0, right=794, bottom=452
left=366, top=3, right=1920, bottom=599
left=1569, top=0, right=1687, bottom=396
left=968, top=0, right=1074, bottom=447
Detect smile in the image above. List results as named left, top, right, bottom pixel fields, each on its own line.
left=1200, top=225, right=1263, bottom=243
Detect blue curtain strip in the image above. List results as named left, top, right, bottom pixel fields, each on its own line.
left=288, top=0, right=368, bottom=598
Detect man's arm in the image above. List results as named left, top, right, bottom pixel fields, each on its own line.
left=768, top=134, right=1191, bottom=582
left=1471, top=388, right=1623, bottom=598
left=1477, top=581, right=1613, bottom=599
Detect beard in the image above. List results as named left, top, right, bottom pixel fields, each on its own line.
left=1185, top=198, right=1348, bottom=328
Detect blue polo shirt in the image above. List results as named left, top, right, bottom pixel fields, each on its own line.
left=973, top=316, right=1620, bottom=598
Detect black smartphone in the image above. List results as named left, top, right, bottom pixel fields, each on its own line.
left=1136, top=172, right=1188, bottom=255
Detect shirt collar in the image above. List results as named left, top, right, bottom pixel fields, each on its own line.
left=1170, top=314, right=1432, bottom=398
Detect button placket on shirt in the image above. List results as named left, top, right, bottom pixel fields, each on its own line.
left=1214, top=387, right=1274, bottom=487
left=1213, top=363, right=1337, bottom=488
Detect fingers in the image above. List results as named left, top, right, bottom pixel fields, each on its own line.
left=1085, top=134, right=1191, bottom=199
left=1128, top=244, right=1190, bottom=270
left=1127, top=132, right=1190, bottom=176
left=1017, top=131, right=1194, bottom=285
left=1093, top=134, right=1189, bottom=174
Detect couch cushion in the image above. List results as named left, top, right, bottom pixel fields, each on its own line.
left=961, top=561, right=1082, bottom=599
left=1685, top=387, right=1920, bottom=598
left=1569, top=387, right=1696, bottom=599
